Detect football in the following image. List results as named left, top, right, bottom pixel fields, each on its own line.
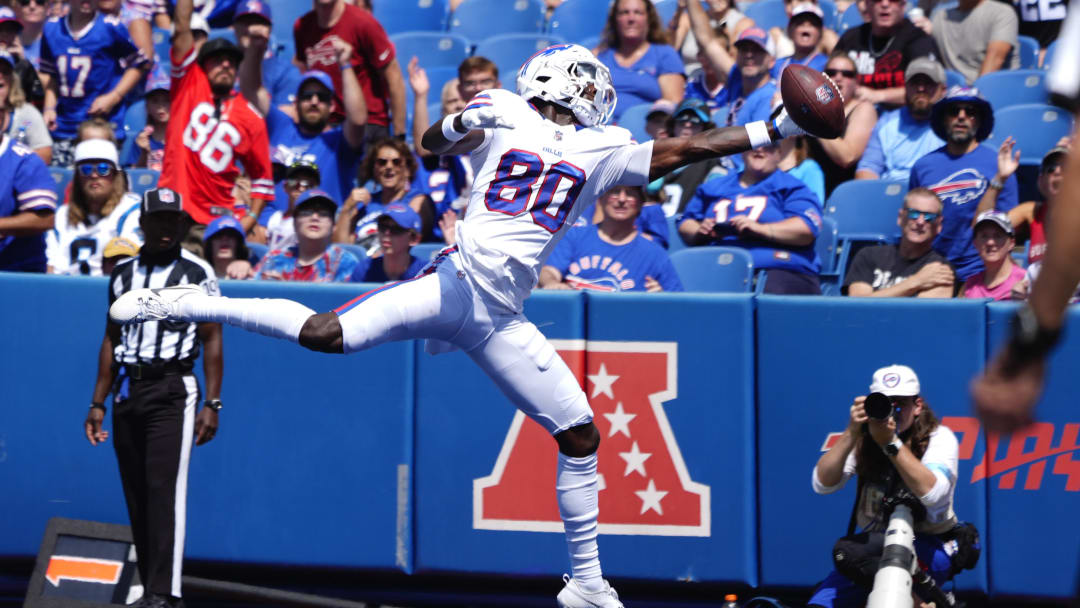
left=779, top=64, right=846, bottom=139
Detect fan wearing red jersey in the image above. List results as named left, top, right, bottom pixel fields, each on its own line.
left=159, top=0, right=273, bottom=246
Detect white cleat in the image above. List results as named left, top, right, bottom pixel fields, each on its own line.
left=109, top=284, right=204, bottom=324
left=557, top=574, right=625, bottom=608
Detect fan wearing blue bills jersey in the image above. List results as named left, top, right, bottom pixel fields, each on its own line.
left=110, top=43, right=832, bottom=608
left=38, top=0, right=149, bottom=166
left=0, top=131, right=58, bottom=271
left=541, top=185, right=682, bottom=292
left=680, top=143, right=824, bottom=294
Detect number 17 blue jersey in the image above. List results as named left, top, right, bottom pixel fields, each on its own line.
left=39, top=14, right=146, bottom=140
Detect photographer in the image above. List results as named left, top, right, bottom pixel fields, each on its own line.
left=808, top=365, right=970, bottom=608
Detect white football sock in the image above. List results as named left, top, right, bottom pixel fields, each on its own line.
left=178, top=296, right=315, bottom=344
left=557, top=452, right=604, bottom=593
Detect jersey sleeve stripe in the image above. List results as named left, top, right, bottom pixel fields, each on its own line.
left=252, top=178, right=274, bottom=187
left=18, top=188, right=59, bottom=202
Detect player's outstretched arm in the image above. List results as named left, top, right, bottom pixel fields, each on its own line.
left=648, top=121, right=782, bottom=181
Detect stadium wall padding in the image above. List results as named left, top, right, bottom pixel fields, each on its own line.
left=2, top=273, right=1077, bottom=597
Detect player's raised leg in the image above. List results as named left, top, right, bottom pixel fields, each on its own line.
left=465, top=318, right=622, bottom=608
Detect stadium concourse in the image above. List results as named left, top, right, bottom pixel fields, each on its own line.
left=2, top=0, right=1078, bottom=607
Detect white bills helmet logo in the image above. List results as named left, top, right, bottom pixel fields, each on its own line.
left=517, top=44, right=616, bottom=127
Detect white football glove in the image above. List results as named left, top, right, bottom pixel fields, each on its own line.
left=460, top=104, right=515, bottom=131
left=771, top=105, right=807, bottom=139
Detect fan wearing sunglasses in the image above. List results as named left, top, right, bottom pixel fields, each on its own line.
left=12, top=0, right=46, bottom=69
left=844, top=188, right=954, bottom=298
left=45, top=138, right=142, bottom=275
left=805, top=52, right=878, bottom=196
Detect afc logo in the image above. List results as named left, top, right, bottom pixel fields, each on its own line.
left=474, top=341, right=711, bottom=537
left=822, top=416, right=1080, bottom=491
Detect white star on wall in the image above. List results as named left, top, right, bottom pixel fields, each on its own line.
left=619, top=441, right=652, bottom=477
left=588, top=363, right=618, bottom=400
left=602, top=402, right=636, bottom=438
left=635, top=479, right=668, bottom=516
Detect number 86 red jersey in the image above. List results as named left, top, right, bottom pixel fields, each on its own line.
left=159, top=46, right=274, bottom=226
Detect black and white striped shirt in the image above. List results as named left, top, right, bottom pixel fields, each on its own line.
left=108, top=249, right=220, bottom=365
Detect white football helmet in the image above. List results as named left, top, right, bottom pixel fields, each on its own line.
left=517, top=44, right=617, bottom=128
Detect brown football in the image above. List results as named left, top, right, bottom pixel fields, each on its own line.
left=779, top=64, right=846, bottom=139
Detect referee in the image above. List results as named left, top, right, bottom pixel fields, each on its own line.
left=85, top=187, right=223, bottom=608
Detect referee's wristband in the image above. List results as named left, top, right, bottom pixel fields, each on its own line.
left=442, top=113, right=467, bottom=142
left=90, top=402, right=106, bottom=412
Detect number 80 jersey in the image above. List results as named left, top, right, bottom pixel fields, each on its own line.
left=454, top=89, right=653, bottom=313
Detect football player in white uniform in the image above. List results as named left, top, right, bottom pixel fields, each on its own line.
left=110, top=44, right=811, bottom=608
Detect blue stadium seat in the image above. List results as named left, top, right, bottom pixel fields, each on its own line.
left=987, top=104, right=1075, bottom=166
left=615, top=102, right=654, bottom=143
left=474, top=33, right=567, bottom=69
left=126, top=169, right=160, bottom=197
left=339, top=244, right=369, bottom=262
left=1043, top=39, right=1057, bottom=69
left=548, top=0, right=611, bottom=45
left=837, top=3, right=864, bottom=33
left=373, top=0, right=448, bottom=35
left=390, top=32, right=471, bottom=69
left=1017, top=35, right=1040, bottom=69
left=669, top=246, right=754, bottom=293
left=247, top=242, right=268, bottom=265
left=741, top=0, right=789, bottom=32
left=578, top=35, right=601, bottom=52
left=945, top=69, right=966, bottom=89
left=412, top=242, right=449, bottom=261
left=653, top=0, right=679, bottom=27
left=824, top=179, right=906, bottom=242
left=151, top=26, right=170, bottom=64
left=816, top=215, right=839, bottom=275
left=48, top=167, right=72, bottom=198
left=448, top=0, right=544, bottom=40
left=497, top=63, right=521, bottom=90
left=819, top=0, right=839, bottom=31
left=973, top=69, right=1048, bottom=111
left=267, top=0, right=308, bottom=31
left=427, top=101, right=444, bottom=122
left=120, top=98, right=146, bottom=167
left=667, top=215, right=686, bottom=254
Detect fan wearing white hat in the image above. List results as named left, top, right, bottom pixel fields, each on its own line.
left=809, top=364, right=966, bottom=608
left=45, top=139, right=142, bottom=275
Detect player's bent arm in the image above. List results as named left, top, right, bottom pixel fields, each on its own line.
left=421, top=114, right=485, bottom=156
left=538, top=266, right=565, bottom=288
left=198, top=322, right=223, bottom=400
left=649, top=124, right=777, bottom=181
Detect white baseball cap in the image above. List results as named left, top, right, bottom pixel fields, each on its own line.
left=73, top=138, right=119, bottom=165
left=870, top=364, right=921, bottom=397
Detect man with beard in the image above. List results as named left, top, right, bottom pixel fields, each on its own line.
left=238, top=25, right=365, bottom=222
left=856, top=57, right=946, bottom=182
left=158, top=0, right=273, bottom=254
left=908, top=86, right=1018, bottom=283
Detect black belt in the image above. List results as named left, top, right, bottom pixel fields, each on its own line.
left=124, top=360, right=195, bottom=381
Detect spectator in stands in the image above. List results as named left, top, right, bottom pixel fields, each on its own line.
left=960, top=210, right=1024, bottom=300
left=644, top=99, right=675, bottom=139
left=596, top=0, right=685, bottom=121
left=202, top=215, right=253, bottom=279
left=254, top=189, right=360, bottom=282
left=649, top=98, right=726, bottom=217
left=910, top=86, right=1017, bottom=281
left=682, top=29, right=729, bottom=110
left=38, top=0, right=150, bottom=166
left=240, top=26, right=366, bottom=222
left=258, top=158, right=320, bottom=251
left=930, top=0, right=1018, bottom=84
left=679, top=143, right=823, bottom=294
left=806, top=52, right=877, bottom=196
left=810, top=364, right=965, bottom=608
left=100, top=234, right=138, bottom=275
left=294, top=0, right=406, bottom=146
left=769, top=0, right=840, bottom=61
left=0, top=8, right=45, bottom=111
left=998, top=142, right=1068, bottom=266
left=541, top=185, right=683, bottom=292
left=350, top=203, right=428, bottom=283
left=232, top=0, right=301, bottom=117
left=835, top=0, right=940, bottom=106
left=844, top=187, right=954, bottom=297
left=96, top=0, right=152, bottom=61
left=334, top=138, right=431, bottom=253
left=778, top=135, right=826, bottom=203
left=770, top=3, right=829, bottom=79
left=856, top=58, right=946, bottom=182
left=128, top=66, right=168, bottom=171
left=13, top=0, right=46, bottom=70
left=0, top=49, right=50, bottom=164
left=0, top=118, right=57, bottom=272
left=671, top=0, right=754, bottom=76
left=46, top=139, right=141, bottom=275
left=1015, top=0, right=1066, bottom=61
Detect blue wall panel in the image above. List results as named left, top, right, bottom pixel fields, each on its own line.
left=413, top=290, right=586, bottom=576
left=756, top=296, right=989, bottom=592
left=985, top=303, right=1080, bottom=597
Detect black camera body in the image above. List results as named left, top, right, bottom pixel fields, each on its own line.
left=865, top=392, right=896, bottom=420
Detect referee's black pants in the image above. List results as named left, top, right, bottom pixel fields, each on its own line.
left=112, top=373, right=200, bottom=599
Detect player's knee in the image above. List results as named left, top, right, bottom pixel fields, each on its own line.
left=555, top=422, right=600, bottom=458
left=298, top=312, right=345, bottom=354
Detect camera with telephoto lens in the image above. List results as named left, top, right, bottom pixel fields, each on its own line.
left=864, top=392, right=898, bottom=420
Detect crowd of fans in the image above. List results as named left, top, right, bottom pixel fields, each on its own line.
left=0, top=0, right=1070, bottom=300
